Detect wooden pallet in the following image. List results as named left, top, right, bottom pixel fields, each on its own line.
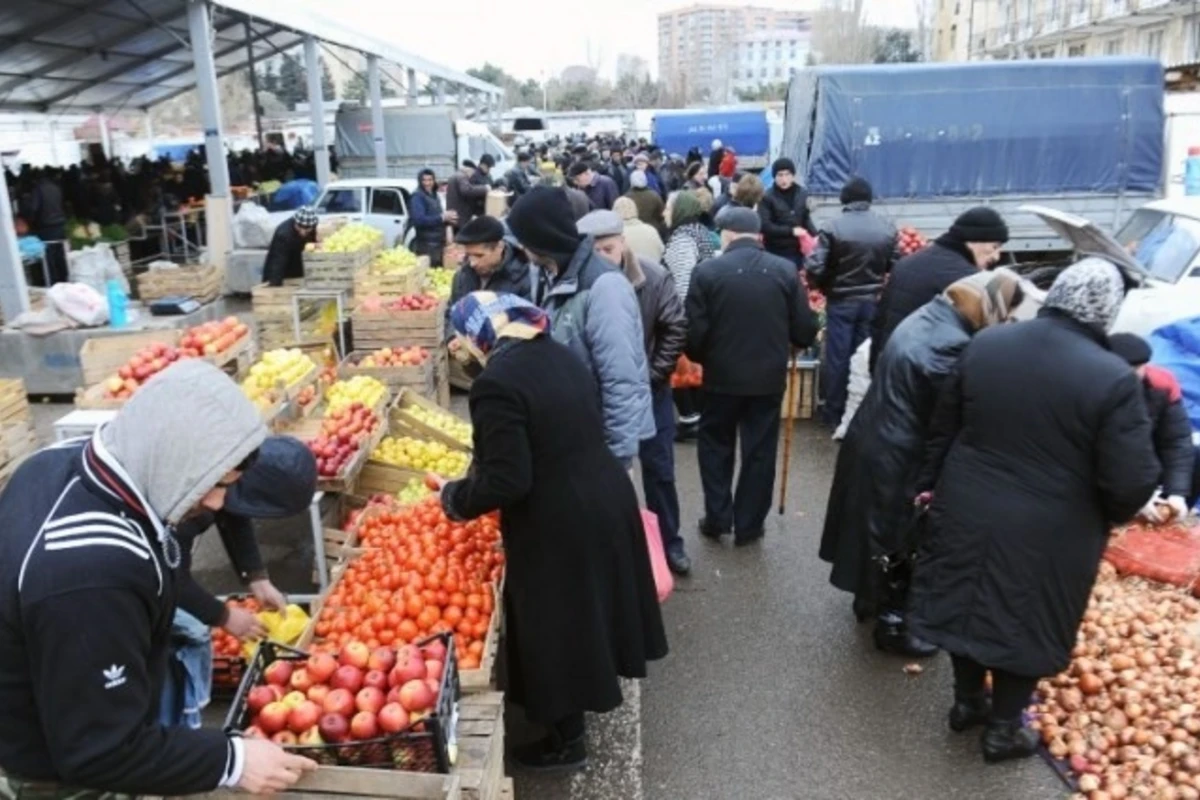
left=137, top=265, right=223, bottom=303
left=0, top=379, right=30, bottom=424
left=78, top=330, right=183, bottom=387
left=454, top=692, right=507, bottom=800
left=181, top=769, right=461, bottom=799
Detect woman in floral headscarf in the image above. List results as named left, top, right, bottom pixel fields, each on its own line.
left=436, top=291, right=668, bottom=772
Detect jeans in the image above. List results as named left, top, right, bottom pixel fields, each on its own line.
left=820, top=297, right=876, bottom=427
left=698, top=391, right=782, bottom=536
left=951, top=655, right=1039, bottom=723
left=640, top=385, right=682, bottom=556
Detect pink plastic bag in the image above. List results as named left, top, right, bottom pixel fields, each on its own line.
left=798, top=229, right=817, bottom=257
left=641, top=510, right=674, bottom=603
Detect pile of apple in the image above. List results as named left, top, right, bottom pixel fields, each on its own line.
left=897, top=226, right=929, bottom=257
left=180, top=316, right=250, bottom=357
left=358, top=294, right=439, bottom=314
left=308, top=402, right=381, bottom=478
left=355, top=346, right=429, bottom=369
left=242, top=639, right=449, bottom=747
left=425, top=269, right=454, bottom=300
left=103, top=342, right=187, bottom=399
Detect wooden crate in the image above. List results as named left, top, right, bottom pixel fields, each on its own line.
left=460, top=580, right=503, bottom=695
left=74, top=381, right=127, bottom=410
left=497, top=778, right=513, bottom=800
left=338, top=350, right=435, bottom=393
left=78, top=330, right=183, bottom=387
left=304, top=245, right=380, bottom=291
left=136, top=265, right=223, bottom=303
left=354, top=255, right=430, bottom=297
left=434, top=350, right=451, bottom=409
left=352, top=302, right=446, bottom=350
left=357, top=460, right=425, bottom=497
left=0, top=419, right=39, bottom=487
left=780, top=362, right=818, bottom=421
left=448, top=355, right=474, bottom=393
left=0, top=379, right=30, bottom=424
left=281, top=412, right=387, bottom=494
left=392, top=389, right=472, bottom=452
left=181, top=769, right=461, bottom=799
left=454, top=692, right=507, bottom=800
left=204, top=331, right=256, bottom=373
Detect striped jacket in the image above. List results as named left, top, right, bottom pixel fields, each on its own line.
left=0, top=433, right=242, bottom=795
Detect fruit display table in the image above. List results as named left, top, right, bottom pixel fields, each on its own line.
left=0, top=298, right=229, bottom=395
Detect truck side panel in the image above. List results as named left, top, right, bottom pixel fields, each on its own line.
left=652, top=109, right=770, bottom=167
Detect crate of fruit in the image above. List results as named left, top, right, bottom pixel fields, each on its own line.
left=288, top=402, right=386, bottom=493
left=136, top=264, right=224, bottom=303
left=369, top=435, right=471, bottom=481
left=75, top=340, right=195, bottom=409
left=351, top=295, right=445, bottom=350
left=78, top=330, right=183, bottom=387
left=354, top=249, right=430, bottom=298
left=225, top=634, right=458, bottom=773
left=338, top=348, right=434, bottom=393
left=392, top=389, right=472, bottom=452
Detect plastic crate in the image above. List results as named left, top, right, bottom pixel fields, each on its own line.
left=225, top=634, right=459, bottom=773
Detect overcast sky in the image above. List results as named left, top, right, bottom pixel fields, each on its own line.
left=292, top=0, right=919, bottom=82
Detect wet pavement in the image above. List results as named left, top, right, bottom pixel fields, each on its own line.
left=30, top=403, right=1067, bottom=799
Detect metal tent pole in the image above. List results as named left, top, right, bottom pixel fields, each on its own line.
left=0, top=176, right=30, bottom=321
left=305, top=35, right=331, bottom=185
left=368, top=55, right=387, bottom=178
left=187, top=0, right=231, bottom=198
left=244, top=19, right=264, bottom=148
left=407, top=67, right=418, bottom=106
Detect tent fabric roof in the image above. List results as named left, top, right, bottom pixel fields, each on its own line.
left=0, top=0, right=501, bottom=114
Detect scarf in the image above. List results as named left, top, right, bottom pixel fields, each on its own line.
left=943, top=267, right=1024, bottom=331
left=449, top=291, right=549, bottom=364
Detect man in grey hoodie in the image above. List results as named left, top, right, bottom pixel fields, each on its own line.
left=0, top=360, right=317, bottom=796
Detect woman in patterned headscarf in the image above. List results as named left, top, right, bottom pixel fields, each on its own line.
left=907, top=258, right=1160, bottom=765
left=436, top=291, right=668, bottom=772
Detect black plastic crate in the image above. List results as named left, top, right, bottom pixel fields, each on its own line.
left=224, top=633, right=459, bottom=773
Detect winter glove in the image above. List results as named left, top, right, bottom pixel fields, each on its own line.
left=1166, top=495, right=1190, bottom=522
left=1139, top=492, right=1167, bottom=525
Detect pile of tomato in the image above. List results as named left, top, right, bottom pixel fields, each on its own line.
left=213, top=597, right=261, bottom=657
left=312, top=497, right=504, bottom=671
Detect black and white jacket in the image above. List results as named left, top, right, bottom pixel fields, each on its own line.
left=0, top=433, right=243, bottom=795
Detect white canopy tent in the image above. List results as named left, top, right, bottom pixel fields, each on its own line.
left=0, top=0, right=502, bottom=319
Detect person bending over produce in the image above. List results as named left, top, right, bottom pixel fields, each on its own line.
left=263, top=205, right=317, bottom=287
left=1109, top=332, right=1196, bottom=521
left=433, top=291, right=668, bottom=771
left=0, top=360, right=317, bottom=797
left=908, top=259, right=1159, bottom=764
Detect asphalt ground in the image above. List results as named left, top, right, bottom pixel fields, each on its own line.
left=30, top=400, right=1068, bottom=799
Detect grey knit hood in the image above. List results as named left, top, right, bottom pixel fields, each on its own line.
left=99, top=359, right=267, bottom=529
left=1043, top=257, right=1125, bottom=331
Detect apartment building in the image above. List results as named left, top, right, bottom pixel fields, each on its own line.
left=731, top=26, right=815, bottom=95
left=658, top=3, right=815, bottom=102
left=934, top=0, right=1200, bottom=64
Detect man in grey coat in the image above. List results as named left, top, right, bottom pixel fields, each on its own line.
left=508, top=187, right=655, bottom=466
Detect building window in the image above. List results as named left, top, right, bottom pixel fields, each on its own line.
left=1067, top=43, right=1086, bottom=57
left=1104, top=36, right=1122, bottom=55
left=1188, top=15, right=1200, bottom=61
left=1041, top=47, right=1057, bottom=58
left=950, top=24, right=957, bottom=50
left=1144, top=27, right=1164, bottom=59
left=760, top=67, right=767, bottom=78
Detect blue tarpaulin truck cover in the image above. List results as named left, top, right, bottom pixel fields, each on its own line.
left=653, top=109, right=769, bottom=160
left=782, top=58, right=1164, bottom=198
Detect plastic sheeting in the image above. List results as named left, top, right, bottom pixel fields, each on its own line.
left=270, top=180, right=319, bottom=211
left=335, top=107, right=456, bottom=161
left=783, top=59, right=1164, bottom=198
left=652, top=110, right=770, bottom=161
left=1150, top=315, right=1200, bottom=432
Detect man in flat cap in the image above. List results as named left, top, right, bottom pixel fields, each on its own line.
left=685, top=206, right=819, bottom=547
left=446, top=216, right=532, bottom=340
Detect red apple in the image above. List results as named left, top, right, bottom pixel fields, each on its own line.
left=340, top=642, right=370, bottom=669
left=306, top=684, right=330, bottom=705
left=318, top=712, right=350, bottom=743
left=331, top=665, right=364, bottom=694
left=306, top=653, right=338, bottom=684
left=271, top=730, right=298, bottom=746
left=287, top=700, right=322, bottom=734
left=258, top=701, right=289, bottom=734
left=386, top=686, right=403, bottom=706
left=389, top=648, right=426, bottom=686
left=350, top=711, right=378, bottom=741
left=263, top=660, right=294, bottom=687
left=363, top=669, right=388, bottom=691
left=322, top=687, right=356, bottom=717
left=264, top=684, right=286, bottom=703
left=355, top=686, right=385, bottom=715
left=367, top=647, right=396, bottom=673
left=281, top=690, right=307, bottom=709
left=398, top=679, right=435, bottom=713
left=420, top=639, right=447, bottom=662
left=424, top=660, right=444, bottom=682
left=289, top=667, right=313, bottom=694
left=424, top=677, right=440, bottom=698
left=298, top=726, right=323, bottom=746
left=378, top=702, right=408, bottom=734
left=247, top=685, right=277, bottom=715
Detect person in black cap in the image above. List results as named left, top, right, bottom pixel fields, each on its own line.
left=507, top=186, right=655, bottom=466
left=807, top=177, right=899, bottom=428
left=870, top=206, right=1009, bottom=371
left=758, top=157, right=816, bottom=269
left=685, top=206, right=819, bottom=546
left=447, top=216, right=532, bottom=340
left=1109, top=332, right=1197, bottom=521
left=262, top=205, right=318, bottom=287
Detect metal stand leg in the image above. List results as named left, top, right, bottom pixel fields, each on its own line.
left=310, top=490, right=328, bottom=591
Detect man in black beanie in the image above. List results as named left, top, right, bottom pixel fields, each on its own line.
left=507, top=187, right=655, bottom=467
left=445, top=216, right=532, bottom=341
left=807, top=177, right=898, bottom=428
left=758, top=157, right=816, bottom=269
left=870, top=206, right=1009, bottom=372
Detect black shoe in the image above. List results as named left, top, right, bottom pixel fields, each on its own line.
left=873, top=619, right=939, bottom=658
left=666, top=549, right=692, bottom=576
left=698, top=518, right=729, bottom=541
left=733, top=530, right=764, bottom=547
left=512, top=734, right=588, bottom=772
left=981, top=720, right=1039, bottom=763
left=948, top=695, right=992, bottom=733
left=674, top=422, right=699, bottom=442
left=852, top=596, right=876, bottom=623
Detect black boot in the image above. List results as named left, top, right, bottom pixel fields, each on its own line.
left=512, top=733, right=587, bottom=772
left=948, top=695, right=992, bottom=732
left=873, top=613, right=939, bottom=658
left=981, top=720, right=1039, bottom=763
left=852, top=595, right=876, bottom=623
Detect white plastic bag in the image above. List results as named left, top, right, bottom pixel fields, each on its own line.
left=234, top=201, right=274, bottom=249
left=834, top=339, right=873, bottom=441
left=68, top=243, right=129, bottom=296
left=47, top=282, right=109, bottom=327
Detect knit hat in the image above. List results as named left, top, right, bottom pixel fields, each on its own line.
left=629, top=170, right=648, bottom=189
left=1109, top=332, right=1152, bottom=366
left=454, top=215, right=506, bottom=245
left=612, top=197, right=638, bottom=221
left=772, top=158, right=796, bottom=176
left=715, top=206, right=761, bottom=235
left=507, top=186, right=583, bottom=257
left=567, top=161, right=591, bottom=178
left=1044, top=257, right=1125, bottom=330
left=478, top=154, right=495, bottom=168
left=576, top=209, right=624, bottom=239
left=949, top=206, right=1009, bottom=244
left=293, top=205, right=318, bottom=229
left=840, top=177, right=873, bottom=206
left=224, top=436, right=317, bottom=518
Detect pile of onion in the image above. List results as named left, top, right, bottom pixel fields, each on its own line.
left=1030, top=560, right=1200, bottom=799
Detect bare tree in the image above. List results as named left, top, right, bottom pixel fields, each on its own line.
left=812, top=0, right=877, bottom=65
